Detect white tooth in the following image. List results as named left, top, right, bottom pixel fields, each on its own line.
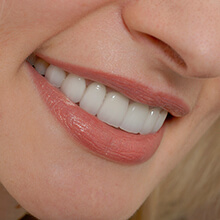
left=60, top=74, right=86, bottom=103
left=34, top=58, right=49, bottom=76
left=45, top=65, right=66, bottom=88
left=140, top=107, right=160, bottom=134
left=97, top=92, right=129, bottom=128
left=152, top=110, right=167, bottom=132
left=120, top=102, right=149, bottom=134
left=80, top=82, right=106, bottom=115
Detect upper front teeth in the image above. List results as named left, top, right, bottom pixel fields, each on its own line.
left=32, top=57, right=168, bottom=135
left=80, top=82, right=106, bottom=115
left=46, top=65, right=66, bottom=88
left=120, top=102, right=150, bottom=134
left=61, top=74, right=86, bottom=103
left=97, top=91, right=129, bottom=128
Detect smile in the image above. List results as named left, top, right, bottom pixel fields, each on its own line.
left=33, top=56, right=168, bottom=134
left=26, top=54, right=189, bottom=164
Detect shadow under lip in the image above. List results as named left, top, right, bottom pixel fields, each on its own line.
left=19, top=214, right=38, bottom=220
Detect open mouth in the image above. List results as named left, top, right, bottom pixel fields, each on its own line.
left=30, top=55, right=168, bottom=135
left=26, top=54, right=188, bottom=164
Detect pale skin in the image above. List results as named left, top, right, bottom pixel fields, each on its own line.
left=0, top=0, right=220, bottom=219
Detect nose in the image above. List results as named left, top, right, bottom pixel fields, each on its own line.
left=122, top=0, right=220, bottom=78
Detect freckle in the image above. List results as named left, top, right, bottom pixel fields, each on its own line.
left=16, top=204, right=21, bottom=209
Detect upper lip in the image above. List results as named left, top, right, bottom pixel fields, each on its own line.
left=36, top=53, right=190, bottom=117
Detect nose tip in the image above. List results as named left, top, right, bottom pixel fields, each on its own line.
left=122, top=0, right=220, bottom=79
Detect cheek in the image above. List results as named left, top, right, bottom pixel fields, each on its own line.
left=198, top=78, right=220, bottom=119
left=1, top=0, right=114, bottom=63
left=3, top=0, right=113, bottom=32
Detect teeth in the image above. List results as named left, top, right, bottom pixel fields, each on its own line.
left=120, top=102, right=149, bottom=134
left=29, top=56, right=168, bottom=135
left=97, top=92, right=129, bottom=128
left=152, top=110, right=168, bottom=133
left=61, top=74, right=86, bottom=103
left=80, top=82, right=106, bottom=115
left=140, top=108, right=161, bottom=134
left=45, top=65, right=66, bottom=88
left=34, top=58, right=49, bottom=76
left=27, top=54, right=37, bottom=66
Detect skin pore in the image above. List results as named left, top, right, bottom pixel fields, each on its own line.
left=0, top=0, right=220, bottom=219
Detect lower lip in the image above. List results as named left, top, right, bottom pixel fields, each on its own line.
left=28, top=63, right=165, bottom=164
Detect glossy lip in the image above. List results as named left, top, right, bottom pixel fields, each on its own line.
left=37, top=53, right=190, bottom=117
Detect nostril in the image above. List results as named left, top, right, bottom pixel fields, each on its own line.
left=148, top=35, right=187, bottom=69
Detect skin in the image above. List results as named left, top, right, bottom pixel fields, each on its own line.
left=0, top=0, right=220, bottom=219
